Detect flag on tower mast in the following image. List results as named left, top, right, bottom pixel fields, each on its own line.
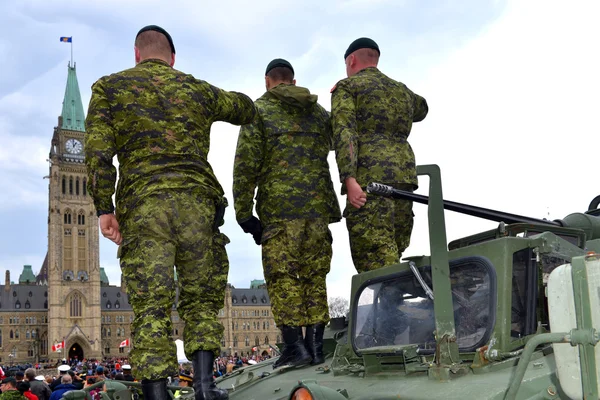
left=60, top=36, right=73, bottom=66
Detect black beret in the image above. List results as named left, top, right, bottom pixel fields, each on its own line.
left=136, top=25, right=176, bottom=54
left=179, top=373, right=193, bottom=383
left=1, top=377, right=16, bottom=385
left=344, top=37, right=380, bottom=60
left=265, top=58, right=294, bottom=76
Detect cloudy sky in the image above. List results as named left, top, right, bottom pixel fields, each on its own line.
left=0, top=0, right=598, bottom=301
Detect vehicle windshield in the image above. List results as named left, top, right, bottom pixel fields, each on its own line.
left=353, top=256, right=495, bottom=353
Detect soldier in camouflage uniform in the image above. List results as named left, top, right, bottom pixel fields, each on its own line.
left=332, top=38, right=428, bottom=273
left=0, top=378, right=26, bottom=400
left=85, top=25, right=256, bottom=400
left=232, top=59, right=341, bottom=368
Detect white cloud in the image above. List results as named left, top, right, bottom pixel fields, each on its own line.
left=2, top=0, right=598, bottom=307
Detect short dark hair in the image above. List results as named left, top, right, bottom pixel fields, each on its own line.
left=267, top=67, right=294, bottom=83
left=135, top=30, right=172, bottom=59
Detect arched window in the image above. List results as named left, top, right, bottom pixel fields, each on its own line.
left=255, top=336, right=260, bottom=346
left=32, top=329, right=37, bottom=339
left=9, top=330, right=13, bottom=339
left=102, top=328, right=106, bottom=338
left=41, top=332, right=48, bottom=355
left=83, top=179, right=87, bottom=196
left=26, top=330, right=30, bottom=339
left=107, top=328, right=111, bottom=337
left=75, top=178, right=80, bottom=195
left=245, top=336, right=250, bottom=346
left=44, top=300, right=47, bottom=309
left=62, top=176, right=66, bottom=194
left=233, top=336, right=238, bottom=347
left=64, top=210, right=72, bottom=225
left=106, top=301, right=112, bottom=309
left=70, top=292, right=82, bottom=317
left=69, top=176, right=73, bottom=195
left=15, top=300, right=20, bottom=309
left=115, top=300, right=120, bottom=309
left=15, top=329, right=19, bottom=339
left=25, top=300, right=30, bottom=309
left=264, top=336, right=269, bottom=345
left=220, top=337, right=226, bottom=347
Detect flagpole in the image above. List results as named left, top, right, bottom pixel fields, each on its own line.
left=71, top=40, right=73, bottom=67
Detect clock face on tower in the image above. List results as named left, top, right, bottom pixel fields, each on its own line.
left=65, top=138, right=83, bottom=154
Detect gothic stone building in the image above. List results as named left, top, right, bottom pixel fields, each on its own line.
left=0, top=63, right=278, bottom=364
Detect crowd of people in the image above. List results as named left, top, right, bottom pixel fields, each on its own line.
left=0, top=358, right=135, bottom=400
left=0, top=354, right=276, bottom=400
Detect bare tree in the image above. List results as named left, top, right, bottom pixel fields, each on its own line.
left=328, top=297, right=349, bottom=318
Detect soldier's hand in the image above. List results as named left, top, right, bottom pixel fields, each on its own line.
left=238, top=216, right=263, bottom=245
left=99, top=214, right=123, bottom=245
left=346, top=177, right=367, bottom=209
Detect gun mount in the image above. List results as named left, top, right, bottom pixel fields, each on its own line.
left=367, top=182, right=600, bottom=241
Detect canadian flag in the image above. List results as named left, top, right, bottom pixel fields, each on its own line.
left=52, top=341, right=65, bottom=352
left=119, top=339, right=130, bottom=348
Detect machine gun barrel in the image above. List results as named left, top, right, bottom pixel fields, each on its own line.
left=366, top=182, right=561, bottom=226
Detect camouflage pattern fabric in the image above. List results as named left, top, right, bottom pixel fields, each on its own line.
left=85, top=58, right=257, bottom=218
left=262, top=219, right=332, bottom=326
left=331, top=67, right=428, bottom=193
left=119, top=192, right=229, bottom=381
left=85, top=58, right=254, bottom=381
left=233, top=83, right=341, bottom=225
left=331, top=67, right=427, bottom=272
left=0, top=391, right=26, bottom=400
left=345, top=195, right=413, bottom=273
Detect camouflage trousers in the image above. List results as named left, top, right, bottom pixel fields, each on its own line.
left=345, top=195, right=413, bottom=273
left=118, top=191, right=229, bottom=380
left=262, top=218, right=332, bottom=327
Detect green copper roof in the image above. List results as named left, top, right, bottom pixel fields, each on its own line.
left=100, top=268, right=109, bottom=285
left=250, top=279, right=265, bottom=289
left=19, top=265, right=36, bottom=284
left=61, top=63, right=86, bottom=132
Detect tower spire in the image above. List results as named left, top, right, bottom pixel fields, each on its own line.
left=61, top=63, right=86, bottom=132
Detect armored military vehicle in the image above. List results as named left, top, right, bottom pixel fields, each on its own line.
left=212, top=164, right=600, bottom=399
left=69, top=164, right=599, bottom=399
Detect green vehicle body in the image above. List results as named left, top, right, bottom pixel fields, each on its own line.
left=65, top=164, right=600, bottom=400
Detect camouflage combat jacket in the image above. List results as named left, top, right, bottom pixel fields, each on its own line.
left=0, top=390, right=26, bottom=400
left=85, top=59, right=256, bottom=218
left=233, top=83, right=341, bottom=225
left=331, top=67, right=428, bottom=193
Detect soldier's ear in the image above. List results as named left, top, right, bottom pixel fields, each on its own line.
left=134, top=47, right=141, bottom=65
left=170, top=53, right=176, bottom=67
left=292, top=79, right=296, bottom=86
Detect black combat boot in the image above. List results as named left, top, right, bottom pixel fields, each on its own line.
left=141, top=378, right=171, bottom=400
left=192, top=350, right=228, bottom=400
left=304, top=322, right=326, bottom=365
left=273, top=326, right=312, bottom=369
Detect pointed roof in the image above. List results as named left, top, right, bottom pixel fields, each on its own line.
left=100, top=268, right=109, bottom=286
left=61, top=62, right=86, bottom=132
left=19, top=265, right=36, bottom=284
left=36, top=253, right=48, bottom=285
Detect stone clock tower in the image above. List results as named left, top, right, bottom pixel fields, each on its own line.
left=47, top=62, right=102, bottom=359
